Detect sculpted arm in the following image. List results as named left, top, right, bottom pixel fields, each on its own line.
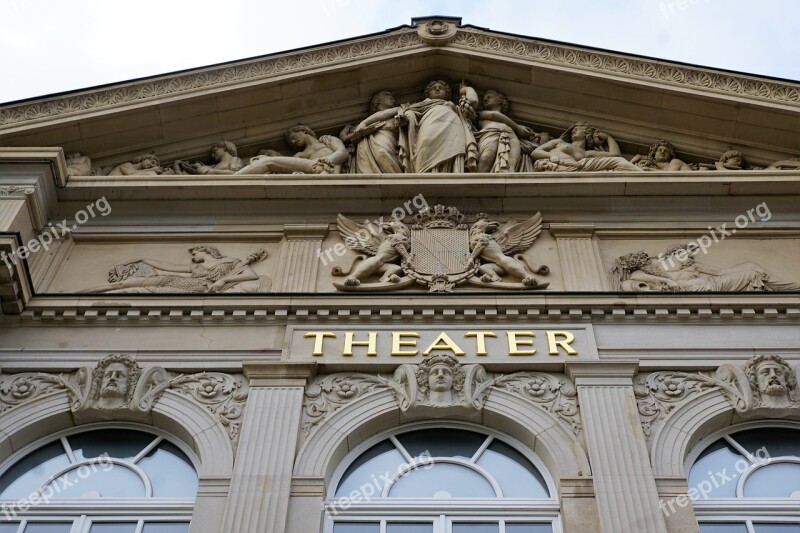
left=479, top=111, right=533, bottom=138
left=630, top=270, right=682, bottom=289
left=531, top=139, right=562, bottom=161
left=323, top=136, right=351, bottom=166
left=356, top=107, right=400, bottom=130
left=587, top=132, right=622, bottom=157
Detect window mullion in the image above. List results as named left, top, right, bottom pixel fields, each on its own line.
left=61, top=436, right=77, bottom=464
left=471, top=436, right=493, bottom=463
left=723, top=435, right=756, bottom=464
left=389, top=435, right=414, bottom=463
left=133, top=436, right=163, bottom=465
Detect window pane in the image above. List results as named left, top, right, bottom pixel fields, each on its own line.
left=69, top=429, right=156, bottom=461
left=142, top=524, right=190, bottom=533
left=335, top=440, right=405, bottom=498
left=389, top=463, right=496, bottom=498
left=0, top=524, right=19, bottom=533
left=506, top=524, right=553, bottom=533
left=688, top=440, right=744, bottom=499
left=22, top=524, right=73, bottom=533
left=476, top=440, right=550, bottom=498
left=44, top=463, right=145, bottom=498
left=396, top=429, right=486, bottom=460
left=386, top=524, right=433, bottom=533
left=700, top=524, right=748, bottom=533
left=753, top=525, right=800, bottom=533
left=732, top=428, right=800, bottom=460
left=745, top=463, right=800, bottom=498
left=452, top=524, right=499, bottom=533
left=138, top=442, right=198, bottom=498
left=0, top=441, right=70, bottom=498
left=89, top=523, right=137, bottom=533
left=333, top=523, right=380, bottom=533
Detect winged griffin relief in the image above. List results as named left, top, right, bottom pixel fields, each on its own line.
left=333, top=205, right=549, bottom=292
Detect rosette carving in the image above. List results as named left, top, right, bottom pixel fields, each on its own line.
left=302, top=373, right=391, bottom=436
left=0, top=372, right=68, bottom=413
left=168, top=372, right=249, bottom=442
left=634, top=372, right=719, bottom=438
left=491, top=372, right=581, bottom=435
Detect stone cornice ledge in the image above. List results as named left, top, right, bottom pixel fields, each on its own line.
left=11, top=293, right=800, bottom=324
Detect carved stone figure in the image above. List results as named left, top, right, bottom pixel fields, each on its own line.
left=392, top=354, right=491, bottom=413
left=94, top=356, right=138, bottom=410
left=468, top=212, right=549, bottom=288
left=630, top=154, right=659, bottom=170
left=333, top=205, right=549, bottom=292
left=767, top=156, right=800, bottom=170
left=108, top=152, right=164, bottom=176
left=611, top=244, right=800, bottom=292
left=236, top=125, right=348, bottom=174
left=531, top=122, right=641, bottom=172
left=173, top=141, right=244, bottom=175
left=333, top=216, right=412, bottom=288
left=647, top=140, right=692, bottom=171
left=635, top=354, right=800, bottom=439
left=346, top=91, right=403, bottom=174
left=86, top=246, right=272, bottom=293
left=65, top=152, right=92, bottom=177
left=476, top=89, right=534, bottom=173
left=395, top=80, right=479, bottom=173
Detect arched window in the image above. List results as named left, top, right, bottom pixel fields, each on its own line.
left=0, top=425, right=198, bottom=533
left=326, top=424, right=560, bottom=533
left=688, top=423, right=800, bottom=533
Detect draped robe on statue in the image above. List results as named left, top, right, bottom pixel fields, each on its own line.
left=398, top=99, right=478, bottom=173
left=354, top=122, right=402, bottom=174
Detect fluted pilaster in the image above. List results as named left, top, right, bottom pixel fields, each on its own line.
left=549, top=224, right=608, bottom=291
left=272, top=224, right=329, bottom=292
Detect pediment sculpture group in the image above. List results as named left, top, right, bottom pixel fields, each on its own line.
left=65, top=80, right=800, bottom=178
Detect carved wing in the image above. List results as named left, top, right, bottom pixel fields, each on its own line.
left=337, top=214, right=385, bottom=256
left=495, top=213, right=543, bottom=255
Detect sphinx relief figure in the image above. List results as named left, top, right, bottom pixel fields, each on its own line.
left=647, top=140, right=692, bottom=171
left=236, top=125, right=349, bottom=175
left=172, top=141, right=244, bottom=175
left=108, top=152, right=164, bottom=176
left=531, top=122, right=641, bottom=172
left=345, top=91, right=403, bottom=174
left=475, top=89, right=535, bottom=173
left=395, top=80, right=479, bottom=173
left=611, top=244, right=800, bottom=292
left=86, top=246, right=272, bottom=293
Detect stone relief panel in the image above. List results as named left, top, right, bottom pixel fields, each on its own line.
left=48, top=242, right=277, bottom=294
left=0, top=354, right=248, bottom=442
left=602, top=239, right=800, bottom=292
left=635, top=354, right=800, bottom=440
left=331, top=204, right=553, bottom=293
left=301, top=354, right=580, bottom=439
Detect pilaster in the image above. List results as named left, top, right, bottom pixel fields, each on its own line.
left=219, top=363, right=316, bottom=533
left=549, top=224, right=608, bottom=291
left=567, top=362, right=667, bottom=533
left=272, top=224, right=329, bottom=292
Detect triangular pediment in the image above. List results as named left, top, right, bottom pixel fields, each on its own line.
left=1, top=17, right=798, bottom=169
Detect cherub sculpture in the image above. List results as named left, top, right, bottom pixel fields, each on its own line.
left=333, top=216, right=412, bottom=288
left=468, top=213, right=549, bottom=288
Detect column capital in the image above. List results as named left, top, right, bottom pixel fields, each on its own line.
left=548, top=223, right=596, bottom=239
left=283, top=223, right=330, bottom=240
left=566, top=361, right=639, bottom=386
left=243, top=362, right=317, bottom=387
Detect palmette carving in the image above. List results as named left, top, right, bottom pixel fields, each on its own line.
left=169, top=372, right=249, bottom=441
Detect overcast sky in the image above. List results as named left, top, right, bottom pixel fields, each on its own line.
left=1, top=0, right=797, bottom=104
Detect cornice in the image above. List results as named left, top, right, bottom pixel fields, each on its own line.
left=10, top=294, right=800, bottom=324
left=1, top=24, right=797, bottom=131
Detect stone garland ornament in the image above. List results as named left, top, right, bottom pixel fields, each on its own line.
left=333, top=205, right=549, bottom=293
left=0, top=355, right=248, bottom=443
left=635, top=354, right=800, bottom=439
left=301, top=354, right=580, bottom=438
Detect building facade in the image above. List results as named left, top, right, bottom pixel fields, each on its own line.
left=1, top=16, right=799, bottom=533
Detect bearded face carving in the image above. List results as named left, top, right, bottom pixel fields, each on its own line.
left=88, top=355, right=141, bottom=411
left=744, top=354, right=798, bottom=409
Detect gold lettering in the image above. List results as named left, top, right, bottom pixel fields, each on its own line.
left=391, top=332, right=420, bottom=356
left=423, top=332, right=466, bottom=356
left=464, top=331, right=497, bottom=356
left=546, top=331, right=578, bottom=356
left=303, top=331, right=336, bottom=356
left=506, top=331, right=536, bottom=356
left=343, top=331, right=378, bottom=356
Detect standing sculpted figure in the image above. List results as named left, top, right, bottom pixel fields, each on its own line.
left=173, top=141, right=244, bottom=175
left=531, top=122, right=641, bottom=172
left=611, top=244, right=800, bottom=292
left=345, top=91, right=403, bottom=173
left=648, top=140, right=692, bottom=171
left=236, top=125, right=349, bottom=174
left=475, top=89, right=535, bottom=173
